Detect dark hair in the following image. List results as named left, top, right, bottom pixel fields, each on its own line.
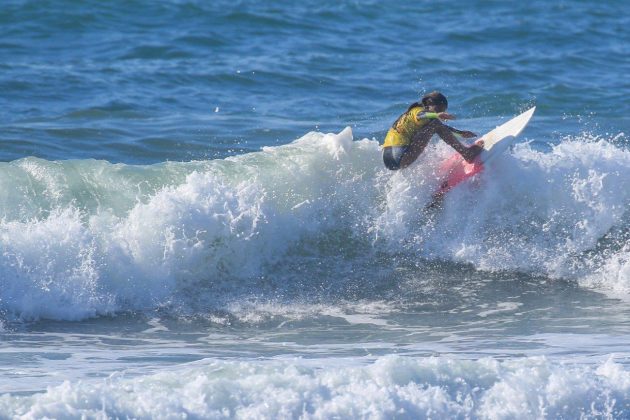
left=405, top=91, right=448, bottom=112
left=421, top=91, right=448, bottom=110
left=406, top=101, right=422, bottom=112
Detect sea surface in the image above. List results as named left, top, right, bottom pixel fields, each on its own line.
left=1, top=1, right=630, bottom=418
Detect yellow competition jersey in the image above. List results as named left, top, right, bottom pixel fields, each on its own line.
left=383, top=106, right=438, bottom=147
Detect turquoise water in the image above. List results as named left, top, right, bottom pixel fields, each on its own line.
left=1, top=1, right=630, bottom=418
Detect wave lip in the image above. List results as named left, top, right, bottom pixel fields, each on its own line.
left=1, top=355, right=628, bottom=419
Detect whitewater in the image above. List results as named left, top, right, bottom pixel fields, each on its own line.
left=2, top=356, right=629, bottom=418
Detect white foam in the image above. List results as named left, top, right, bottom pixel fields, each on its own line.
left=0, top=128, right=384, bottom=321
left=477, top=302, right=523, bottom=318
left=418, top=137, right=630, bottom=279
left=217, top=299, right=395, bottom=326
left=580, top=244, right=630, bottom=295
left=1, top=355, right=628, bottom=419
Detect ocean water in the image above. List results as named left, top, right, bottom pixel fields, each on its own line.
left=1, top=0, right=630, bottom=418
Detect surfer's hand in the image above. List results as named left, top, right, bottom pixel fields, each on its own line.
left=438, top=112, right=455, bottom=120
left=460, top=130, right=477, bottom=138
left=462, top=144, right=483, bottom=163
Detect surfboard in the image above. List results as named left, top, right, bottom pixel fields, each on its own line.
left=433, top=107, right=536, bottom=198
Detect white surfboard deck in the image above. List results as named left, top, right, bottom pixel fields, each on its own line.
left=477, top=106, right=536, bottom=164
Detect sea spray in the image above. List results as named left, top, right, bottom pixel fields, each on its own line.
left=422, top=137, right=630, bottom=278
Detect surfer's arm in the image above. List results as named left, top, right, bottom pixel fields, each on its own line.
left=415, top=111, right=440, bottom=122
left=445, top=125, right=477, bottom=139
left=429, top=120, right=483, bottom=163
left=416, top=111, right=441, bottom=121
left=418, top=111, right=455, bottom=120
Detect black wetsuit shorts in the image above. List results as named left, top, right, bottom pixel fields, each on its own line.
left=383, top=146, right=407, bottom=170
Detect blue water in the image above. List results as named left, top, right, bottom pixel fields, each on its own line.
left=1, top=1, right=630, bottom=418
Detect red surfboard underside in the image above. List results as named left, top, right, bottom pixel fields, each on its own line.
left=435, top=153, right=484, bottom=196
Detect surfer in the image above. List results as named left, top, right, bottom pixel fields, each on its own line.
left=382, top=91, right=483, bottom=170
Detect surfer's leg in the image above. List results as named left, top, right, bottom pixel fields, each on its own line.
left=398, top=124, right=435, bottom=168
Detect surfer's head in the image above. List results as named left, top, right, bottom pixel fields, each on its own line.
left=421, top=91, right=448, bottom=113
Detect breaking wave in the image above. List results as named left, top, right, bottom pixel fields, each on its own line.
left=1, top=127, right=629, bottom=321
